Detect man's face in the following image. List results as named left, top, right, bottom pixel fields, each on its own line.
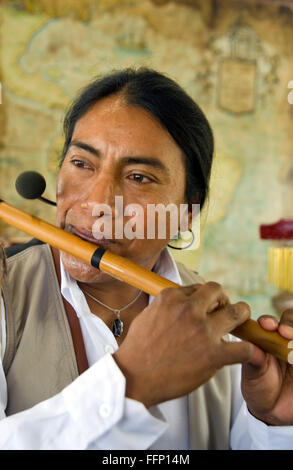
left=57, top=94, right=189, bottom=284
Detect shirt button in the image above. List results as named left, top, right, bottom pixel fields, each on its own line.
left=104, top=344, right=115, bottom=354
left=99, top=403, right=112, bottom=419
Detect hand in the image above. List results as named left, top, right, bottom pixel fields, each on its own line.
left=113, top=282, right=254, bottom=408
left=241, top=309, right=293, bottom=425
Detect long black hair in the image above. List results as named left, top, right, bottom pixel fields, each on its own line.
left=61, top=67, right=214, bottom=209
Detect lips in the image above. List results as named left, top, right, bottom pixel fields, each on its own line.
left=70, top=225, right=118, bottom=248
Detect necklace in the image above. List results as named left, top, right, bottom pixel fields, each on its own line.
left=81, top=288, right=143, bottom=337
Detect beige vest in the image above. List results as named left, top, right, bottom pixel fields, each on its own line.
left=1, top=243, right=232, bottom=449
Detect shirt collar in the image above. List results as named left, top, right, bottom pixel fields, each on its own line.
left=151, top=247, right=182, bottom=284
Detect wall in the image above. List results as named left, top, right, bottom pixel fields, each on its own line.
left=0, top=0, right=293, bottom=318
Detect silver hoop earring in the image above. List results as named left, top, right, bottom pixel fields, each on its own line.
left=167, top=229, right=195, bottom=250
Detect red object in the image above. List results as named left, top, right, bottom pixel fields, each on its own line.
left=260, top=219, right=293, bottom=240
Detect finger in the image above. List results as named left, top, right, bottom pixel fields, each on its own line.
left=159, top=283, right=204, bottom=300
left=178, top=284, right=203, bottom=296
left=243, top=345, right=268, bottom=370
left=156, top=284, right=201, bottom=305
left=191, top=281, right=230, bottom=315
left=257, top=315, right=279, bottom=331
left=215, top=339, right=254, bottom=368
left=209, top=301, right=251, bottom=337
left=277, top=308, right=293, bottom=339
left=242, top=348, right=270, bottom=379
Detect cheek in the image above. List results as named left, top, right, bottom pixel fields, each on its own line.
left=139, top=201, right=181, bottom=241
left=56, top=170, right=83, bottom=228
left=56, top=173, right=68, bottom=227
left=56, top=176, right=64, bottom=197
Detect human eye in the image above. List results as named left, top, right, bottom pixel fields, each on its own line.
left=70, top=158, right=93, bottom=170
left=128, top=173, right=154, bottom=184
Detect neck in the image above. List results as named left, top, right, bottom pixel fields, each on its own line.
left=78, top=277, right=149, bottom=343
left=78, top=277, right=147, bottom=309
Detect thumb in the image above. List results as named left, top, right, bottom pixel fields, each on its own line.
left=241, top=345, right=269, bottom=380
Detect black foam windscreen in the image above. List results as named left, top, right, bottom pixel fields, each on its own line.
left=15, top=171, right=46, bottom=199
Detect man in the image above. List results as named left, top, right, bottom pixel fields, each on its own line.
left=0, top=68, right=293, bottom=449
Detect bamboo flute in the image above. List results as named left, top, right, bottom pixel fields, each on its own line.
left=0, top=199, right=292, bottom=364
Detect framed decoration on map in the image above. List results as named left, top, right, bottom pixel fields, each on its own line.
left=217, top=19, right=259, bottom=115
left=218, top=57, right=257, bottom=114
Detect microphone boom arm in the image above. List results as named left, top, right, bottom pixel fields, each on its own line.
left=38, top=197, right=57, bottom=207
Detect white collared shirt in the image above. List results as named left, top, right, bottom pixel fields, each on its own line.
left=0, top=248, right=293, bottom=450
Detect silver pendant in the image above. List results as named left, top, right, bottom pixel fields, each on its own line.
left=112, top=310, right=123, bottom=337
left=112, top=318, right=124, bottom=337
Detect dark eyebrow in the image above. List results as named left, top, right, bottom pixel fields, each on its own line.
left=68, top=140, right=100, bottom=157
left=120, top=157, right=169, bottom=175
left=68, top=140, right=169, bottom=175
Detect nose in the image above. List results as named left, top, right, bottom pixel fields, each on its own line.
left=80, top=169, right=119, bottom=218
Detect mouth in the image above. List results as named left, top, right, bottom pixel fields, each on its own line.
left=70, top=225, right=118, bottom=248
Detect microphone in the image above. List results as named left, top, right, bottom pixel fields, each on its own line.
left=15, top=171, right=57, bottom=206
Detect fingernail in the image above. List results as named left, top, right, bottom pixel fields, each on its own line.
left=266, top=318, right=278, bottom=328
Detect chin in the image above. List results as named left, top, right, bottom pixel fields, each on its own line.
left=60, top=251, right=111, bottom=284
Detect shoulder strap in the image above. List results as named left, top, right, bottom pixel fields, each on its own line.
left=51, top=247, right=89, bottom=375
